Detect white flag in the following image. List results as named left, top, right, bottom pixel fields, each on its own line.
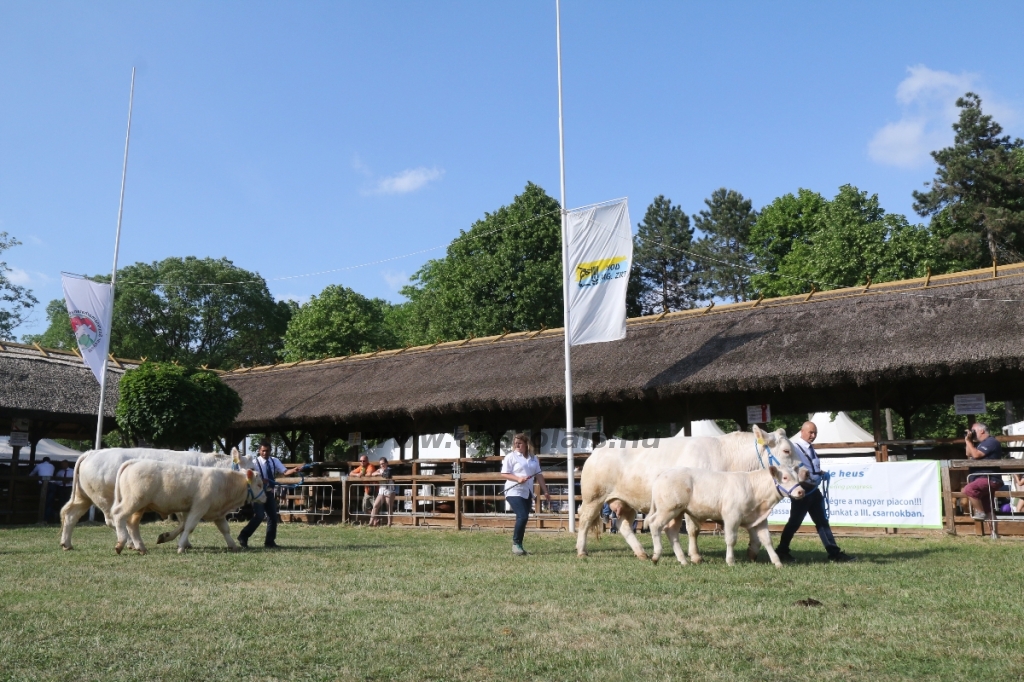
left=566, top=199, right=633, bottom=346
left=61, top=274, right=114, bottom=385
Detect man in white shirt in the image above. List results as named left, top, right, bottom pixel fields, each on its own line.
left=237, top=440, right=303, bottom=549
left=774, top=421, right=855, bottom=563
left=29, top=457, right=57, bottom=523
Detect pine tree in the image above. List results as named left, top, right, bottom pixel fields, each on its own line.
left=630, top=196, right=700, bottom=314
left=692, top=188, right=758, bottom=302
left=913, top=92, right=1024, bottom=265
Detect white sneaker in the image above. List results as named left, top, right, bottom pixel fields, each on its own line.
left=971, top=511, right=989, bottom=521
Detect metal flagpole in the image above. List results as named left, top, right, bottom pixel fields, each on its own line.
left=94, top=67, right=136, bottom=449
left=555, top=0, right=576, bottom=533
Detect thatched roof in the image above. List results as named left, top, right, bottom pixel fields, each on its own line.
left=224, top=263, right=1024, bottom=436
left=0, top=342, right=138, bottom=439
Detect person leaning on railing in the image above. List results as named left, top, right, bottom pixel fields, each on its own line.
left=500, top=433, right=552, bottom=556
left=962, top=423, right=1005, bottom=520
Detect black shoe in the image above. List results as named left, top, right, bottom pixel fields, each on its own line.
left=237, top=537, right=248, bottom=548
left=828, top=552, right=856, bottom=563
left=264, top=542, right=280, bottom=549
left=776, top=549, right=795, bottom=564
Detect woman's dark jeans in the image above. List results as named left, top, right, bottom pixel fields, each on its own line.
left=507, top=495, right=531, bottom=545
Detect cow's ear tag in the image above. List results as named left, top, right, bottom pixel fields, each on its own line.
left=757, top=438, right=765, bottom=446
left=246, top=470, right=254, bottom=481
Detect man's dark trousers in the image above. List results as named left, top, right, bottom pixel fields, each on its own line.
left=776, top=488, right=840, bottom=556
left=239, top=492, right=279, bottom=546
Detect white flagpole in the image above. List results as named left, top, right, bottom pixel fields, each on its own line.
left=555, top=0, right=576, bottom=533
left=94, top=67, right=135, bottom=449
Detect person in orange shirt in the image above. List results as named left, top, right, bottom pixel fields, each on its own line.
left=351, top=454, right=377, bottom=517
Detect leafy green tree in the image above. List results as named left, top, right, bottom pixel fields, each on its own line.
left=631, top=195, right=701, bottom=314
left=0, top=233, right=38, bottom=340
left=692, top=188, right=758, bottom=303
left=115, top=363, right=243, bottom=449
left=282, top=285, right=396, bottom=360
left=750, top=185, right=938, bottom=297
left=30, top=257, right=291, bottom=367
left=397, top=183, right=563, bottom=343
left=913, top=93, right=1024, bottom=266
left=22, top=299, right=75, bottom=349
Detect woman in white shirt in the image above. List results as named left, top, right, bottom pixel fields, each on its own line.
left=501, top=433, right=552, bottom=556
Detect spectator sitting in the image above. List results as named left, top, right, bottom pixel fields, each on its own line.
left=997, top=473, right=1024, bottom=515
left=369, top=457, right=396, bottom=527
left=961, top=422, right=1004, bottom=520
left=350, top=455, right=377, bottom=516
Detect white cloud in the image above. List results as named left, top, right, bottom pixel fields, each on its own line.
left=365, top=166, right=444, bottom=196
left=6, top=267, right=32, bottom=285
left=869, top=65, right=1017, bottom=169
left=351, top=154, right=373, bottom=177
left=381, top=269, right=408, bottom=291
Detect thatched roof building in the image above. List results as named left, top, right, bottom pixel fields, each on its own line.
left=222, top=263, right=1024, bottom=439
left=0, top=342, right=137, bottom=442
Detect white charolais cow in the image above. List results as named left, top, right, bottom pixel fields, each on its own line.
left=112, top=459, right=264, bottom=554
left=576, top=425, right=805, bottom=559
left=60, top=448, right=253, bottom=550
left=645, top=466, right=806, bottom=567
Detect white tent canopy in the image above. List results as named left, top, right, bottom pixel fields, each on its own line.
left=690, top=420, right=726, bottom=437
left=808, top=412, right=875, bottom=454
left=0, top=437, right=84, bottom=462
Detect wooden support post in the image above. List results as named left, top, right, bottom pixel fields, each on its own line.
left=491, top=431, right=503, bottom=458
left=7, top=445, right=20, bottom=509
left=454, top=469, right=462, bottom=531
left=341, top=477, right=349, bottom=524
left=941, top=463, right=956, bottom=535
left=412, top=433, right=419, bottom=476
left=398, top=435, right=407, bottom=461
left=871, top=391, right=886, bottom=462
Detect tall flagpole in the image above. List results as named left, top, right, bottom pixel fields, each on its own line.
left=94, top=67, right=136, bottom=449
left=555, top=0, right=576, bottom=533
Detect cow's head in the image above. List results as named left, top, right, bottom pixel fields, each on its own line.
left=769, top=464, right=806, bottom=499
left=244, top=468, right=266, bottom=502
left=752, top=425, right=800, bottom=472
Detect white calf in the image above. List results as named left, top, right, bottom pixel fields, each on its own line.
left=111, top=459, right=264, bottom=555
left=645, top=465, right=805, bottom=567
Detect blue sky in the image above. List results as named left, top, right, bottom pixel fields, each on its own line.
left=2, top=1, right=1022, bottom=337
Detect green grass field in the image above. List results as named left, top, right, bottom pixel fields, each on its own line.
left=1, top=522, right=1022, bottom=682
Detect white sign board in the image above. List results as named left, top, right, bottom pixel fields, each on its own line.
left=10, top=418, right=29, bottom=447
left=746, top=404, right=771, bottom=424
left=954, top=393, right=986, bottom=415
left=768, top=458, right=942, bottom=529
left=585, top=416, right=603, bottom=433
left=453, top=425, right=470, bottom=441
left=347, top=432, right=361, bottom=447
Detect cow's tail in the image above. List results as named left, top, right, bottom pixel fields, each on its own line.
left=111, top=461, right=135, bottom=516
left=69, top=450, right=90, bottom=505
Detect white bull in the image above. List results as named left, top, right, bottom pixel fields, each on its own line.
left=112, top=459, right=263, bottom=554
left=60, top=448, right=253, bottom=550
left=575, top=425, right=804, bottom=559
left=645, top=466, right=805, bottom=567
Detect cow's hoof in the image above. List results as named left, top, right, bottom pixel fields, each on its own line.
left=177, top=547, right=186, bottom=554
left=651, top=556, right=660, bottom=565
left=690, top=556, right=702, bottom=564
left=114, top=543, right=124, bottom=555
left=635, top=553, right=649, bottom=561
left=577, top=551, right=588, bottom=558
left=137, top=549, right=147, bottom=556
left=228, top=545, right=242, bottom=553
left=60, top=543, right=73, bottom=551
left=156, top=533, right=170, bottom=545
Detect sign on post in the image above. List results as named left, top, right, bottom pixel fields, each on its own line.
left=10, top=418, right=29, bottom=448
left=347, top=432, right=361, bottom=447
left=746, top=404, right=771, bottom=424
left=954, top=394, right=986, bottom=415
left=453, top=425, right=469, bottom=441
left=585, top=416, right=603, bottom=433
